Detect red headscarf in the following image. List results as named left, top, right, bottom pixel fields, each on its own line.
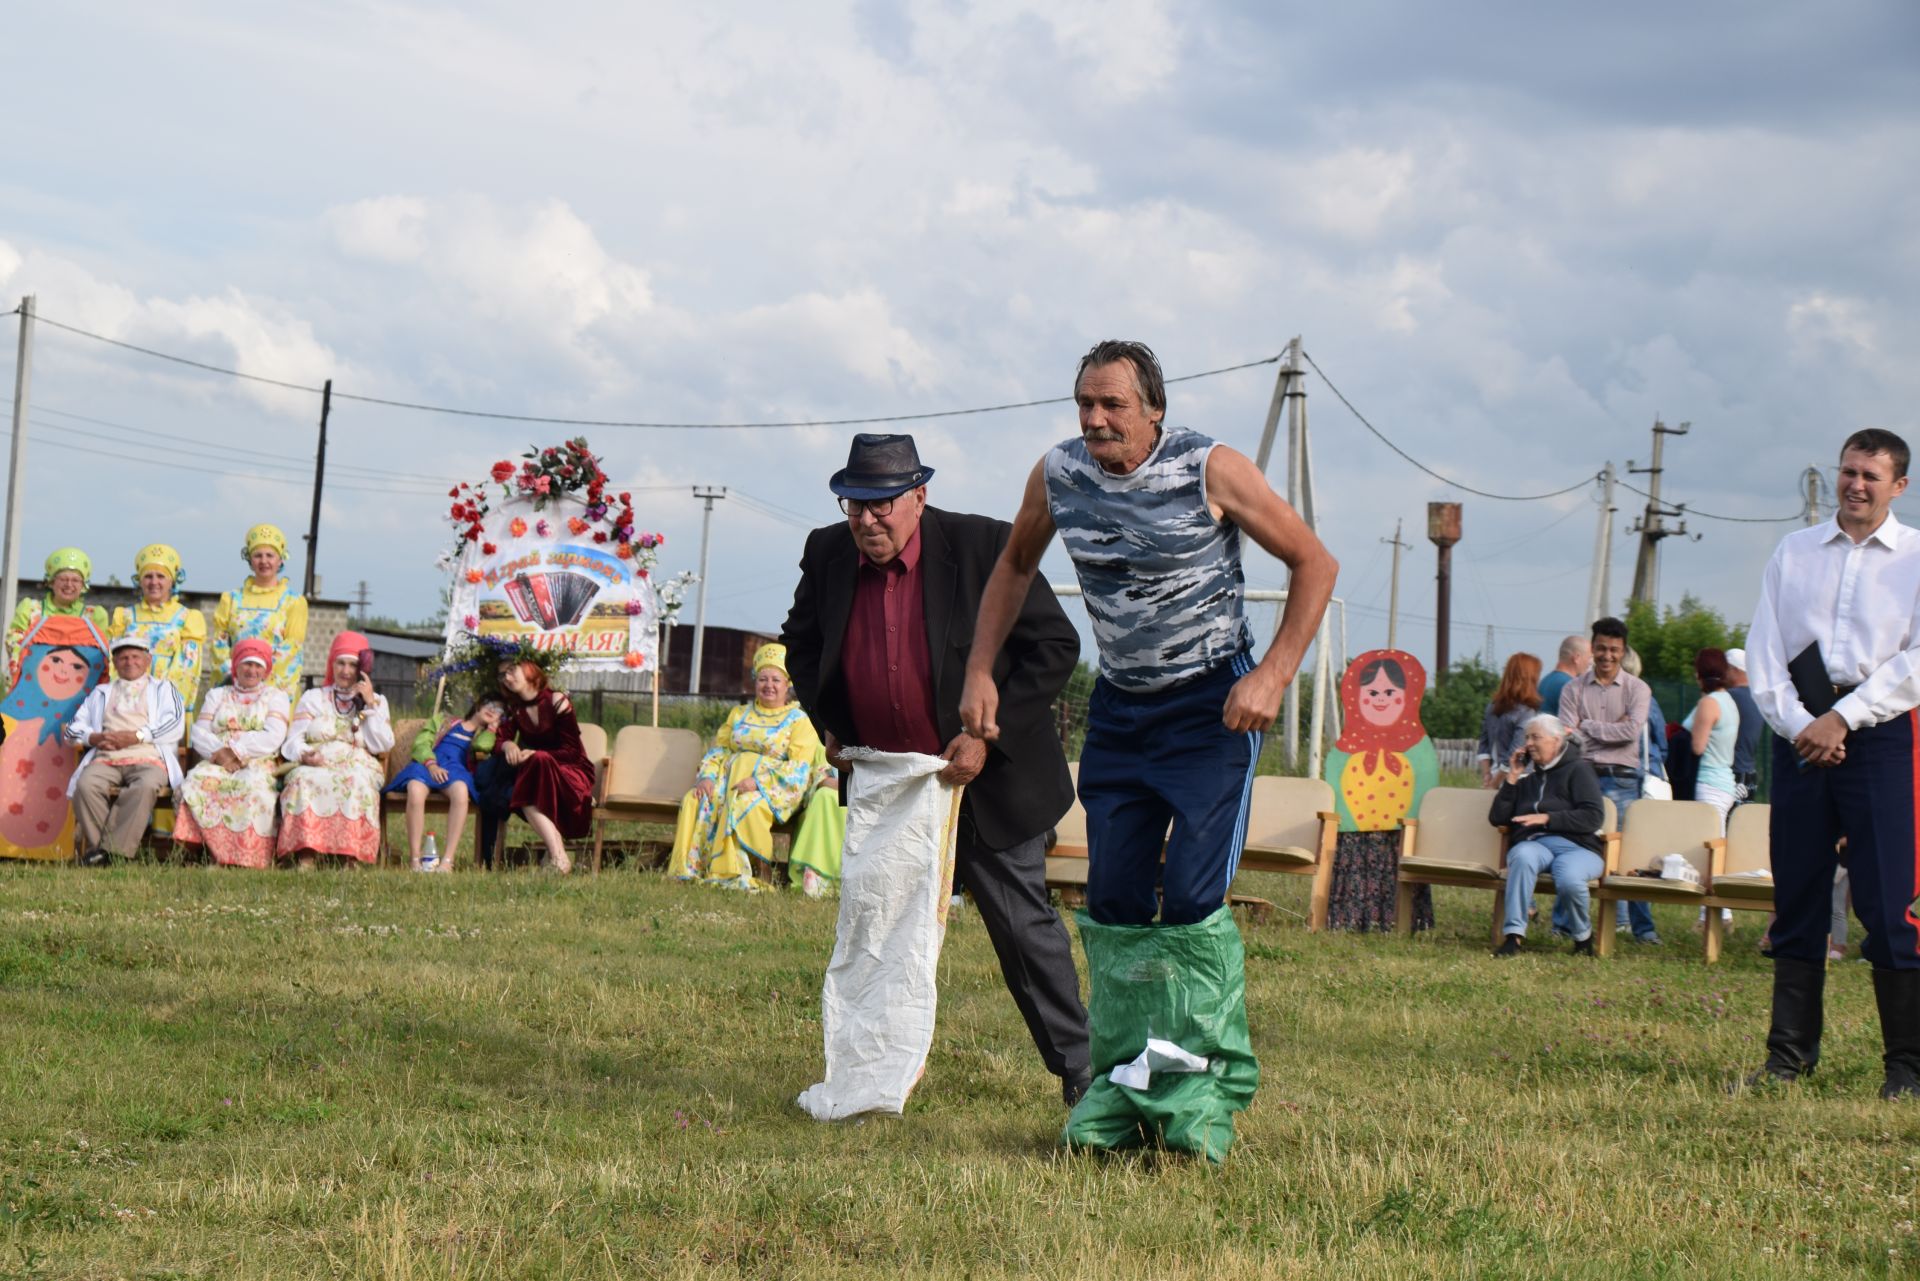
left=328, top=630, right=371, bottom=676
left=1334, top=649, right=1428, bottom=771
left=230, top=637, right=274, bottom=678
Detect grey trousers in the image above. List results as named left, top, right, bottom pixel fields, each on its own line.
left=71, top=762, right=166, bottom=857
left=956, top=805, right=1090, bottom=1079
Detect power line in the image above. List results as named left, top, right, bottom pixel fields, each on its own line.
left=1614, top=476, right=1803, bottom=524
left=22, top=308, right=1279, bottom=430
left=1301, top=349, right=1600, bottom=502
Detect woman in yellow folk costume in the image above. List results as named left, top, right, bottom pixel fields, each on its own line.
left=109, top=544, right=206, bottom=709
left=210, top=525, right=307, bottom=705
left=6, top=548, right=108, bottom=687
left=668, top=643, right=821, bottom=890
left=1322, top=649, right=1439, bottom=932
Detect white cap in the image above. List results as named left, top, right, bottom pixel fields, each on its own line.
left=1725, top=648, right=1747, bottom=672
left=109, top=633, right=152, bottom=653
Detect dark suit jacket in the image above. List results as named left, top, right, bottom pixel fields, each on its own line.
left=781, top=506, right=1079, bottom=851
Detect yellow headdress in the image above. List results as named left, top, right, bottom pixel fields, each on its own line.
left=751, top=642, right=789, bottom=678
left=135, top=543, right=182, bottom=586
left=242, top=524, right=288, bottom=564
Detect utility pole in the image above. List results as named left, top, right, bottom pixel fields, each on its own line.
left=1428, top=503, right=1462, bottom=683
left=1628, top=418, right=1690, bottom=608
left=303, top=378, right=332, bottom=599
left=1585, top=463, right=1617, bottom=626
left=0, top=296, right=34, bottom=636
left=1382, top=519, right=1409, bottom=649
left=689, top=486, right=727, bottom=694
left=1803, top=468, right=1821, bottom=527
left=353, top=581, right=370, bottom=621
left=1252, top=336, right=1299, bottom=475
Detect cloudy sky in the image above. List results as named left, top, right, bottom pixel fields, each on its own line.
left=3, top=1, right=1916, bottom=681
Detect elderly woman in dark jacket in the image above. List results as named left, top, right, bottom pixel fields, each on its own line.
left=1490, top=713, right=1607, bottom=957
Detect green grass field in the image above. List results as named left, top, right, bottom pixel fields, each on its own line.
left=0, top=856, right=1914, bottom=1280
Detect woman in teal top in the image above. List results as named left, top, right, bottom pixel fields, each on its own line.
left=1684, top=648, right=1740, bottom=823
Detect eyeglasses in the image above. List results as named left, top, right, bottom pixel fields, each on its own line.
left=838, top=496, right=895, bottom=518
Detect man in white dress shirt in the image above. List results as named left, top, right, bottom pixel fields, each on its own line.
left=1743, top=428, right=1920, bottom=1098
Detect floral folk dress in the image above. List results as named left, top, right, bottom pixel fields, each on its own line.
left=173, top=683, right=291, bottom=868
left=109, top=600, right=207, bottom=710
left=211, top=579, right=308, bottom=706
left=276, top=687, right=394, bottom=863
left=667, top=700, right=821, bottom=888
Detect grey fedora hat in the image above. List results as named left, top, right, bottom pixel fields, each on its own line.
left=827, top=433, right=936, bottom=501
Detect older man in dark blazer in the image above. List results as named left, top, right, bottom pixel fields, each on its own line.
left=781, top=433, right=1092, bottom=1106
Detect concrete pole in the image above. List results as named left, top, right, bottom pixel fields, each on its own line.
left=1586, top=463, right=1616, bottom=626
left=1252, top=336, right=1297, bottom=474
left=1, top=296, right=35, bottom=639
left=689, top=486, right=726, bottom=693
left=1803, top=466, right=1823, bottom=527
left=1383, top=519, right=1407, bottom=650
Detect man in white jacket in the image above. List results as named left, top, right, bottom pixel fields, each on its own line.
left=66, top=633, right=185, bottom=865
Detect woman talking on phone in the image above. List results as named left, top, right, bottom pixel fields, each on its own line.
left=1488, top=713, right=1607, bottom=958
left=277, top=631, right=394, bottom=868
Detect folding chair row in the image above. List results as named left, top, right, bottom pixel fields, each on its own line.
left=1396, top=786, right=1773, bottom=963
left=1044, top=765, right=1338, bottom=930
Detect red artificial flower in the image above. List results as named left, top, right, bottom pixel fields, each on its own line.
left=591, top=531, right=607, bottom=544
left=449, top=504, right=463, bottom=518
left=567, top=517, right=589, bottom=535
left=618, top=492, right=631, bottom=505
left=465, top=569, right=484, bottom=584
left=490, top=461, right=515, bottom=483
left=482, top=542, right=497, bottom=556
left=616, top=542, right=633, bottom=559
left=447, top=486, right=460, bottom=498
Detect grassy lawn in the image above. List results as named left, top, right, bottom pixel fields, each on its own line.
left=0, top=856, right=1914, bottom=1280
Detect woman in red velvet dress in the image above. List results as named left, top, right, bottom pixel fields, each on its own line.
left=498, top=659, right=594, bottom=874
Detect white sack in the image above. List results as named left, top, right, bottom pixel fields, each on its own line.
left=797, top=749, right=960, bottom=1121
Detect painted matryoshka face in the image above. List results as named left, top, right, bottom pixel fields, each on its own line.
left=35, top=648, right=90, bottom=701
left=1357, top=671, right=1406, bottom=727
left=49, top=571, right=85, bottom=605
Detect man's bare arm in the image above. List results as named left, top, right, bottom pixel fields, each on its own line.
left=1207, top=445, right=1339, bottom=732
left=958, top=461, right=1057, bottom=742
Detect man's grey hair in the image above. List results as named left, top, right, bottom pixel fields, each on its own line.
left=1074, top=340, right=1167, bottom=418
left=1558, top=635, right=1589, bottom=663
left=1524, top=713, right=1570, bottom=741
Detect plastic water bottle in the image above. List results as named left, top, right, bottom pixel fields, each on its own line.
left=419, top=834, right=439, bottom=873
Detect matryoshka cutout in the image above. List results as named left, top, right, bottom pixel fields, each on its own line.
left=1323, top=649, right=1438, bottom=832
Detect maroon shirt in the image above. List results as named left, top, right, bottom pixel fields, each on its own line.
left=840, top=528, right=944, bottom=755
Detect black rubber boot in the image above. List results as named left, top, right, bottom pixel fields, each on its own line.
left=1871, top=967, right=1920, bottom=1100
left=1745, top=956, right=1825, bottom=1087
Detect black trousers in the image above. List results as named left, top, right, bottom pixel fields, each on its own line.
left=956, top=802, right=1090, bottom=1078
left=1770, top=714, right=1920, bottom=970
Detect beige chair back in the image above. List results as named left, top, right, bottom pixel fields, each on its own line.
left=1602, top=795, right=1618, bottom=835
left=1619, top=799, right=1723, bottom=878
left=604, top=726, right=705, bottom=804
left=1055, top=762, right=1089, bottom=852
left=1409, top=786, right=1504, bottom=873
left=1243, top=776, right=1334, bottom=858
left=577, top=722, right=609, bottom=768
left=1723, top=803, right=1771, bottom=877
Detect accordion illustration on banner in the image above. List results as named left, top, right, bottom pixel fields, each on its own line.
left=443, top=493, right=660, bottom=671
left=502, top=570, right=603, bottom=631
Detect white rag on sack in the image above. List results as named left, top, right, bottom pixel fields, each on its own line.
left=797, top=748, right=961, bottom=1121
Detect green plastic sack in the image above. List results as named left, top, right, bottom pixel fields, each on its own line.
left=1062, top=905, right=1259, bottom=1163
